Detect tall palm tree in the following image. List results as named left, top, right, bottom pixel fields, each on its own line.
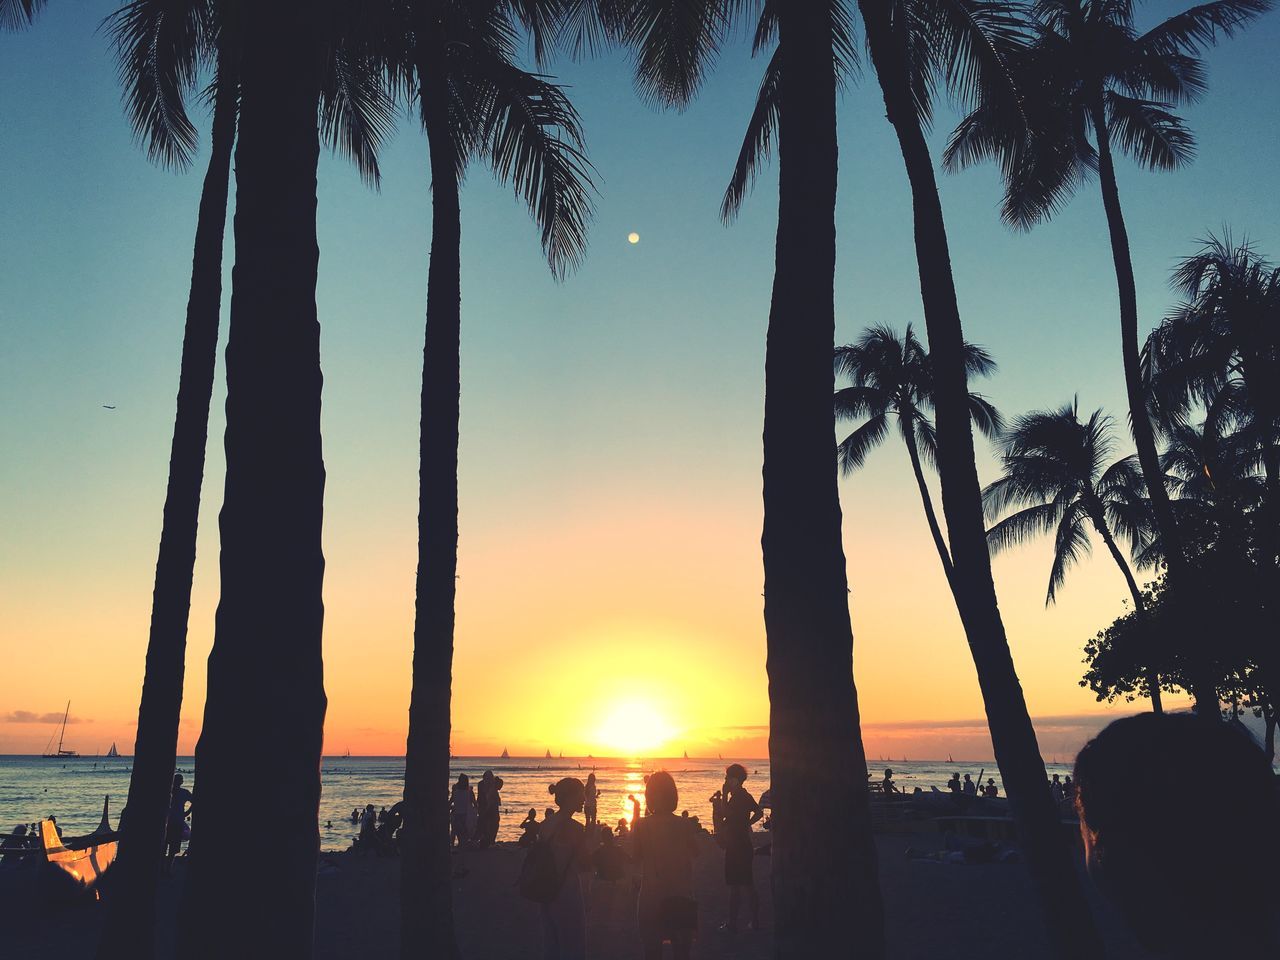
left=0, top=0, right=44, bottom=29
left=782, top=0, right=1110, bottom=949
left=170, top=2, right=392, bottom=953
left=395, top=3, right=593, bottom=956
left=983, top=401, right=1164, bottom=711
left=95, top=3, right=392, bottom=956
left=834, top=323, right=1003, bottom=592
left=945, top=0, right=1273, bottom=714
left=611, top=1, right=887, bottom=952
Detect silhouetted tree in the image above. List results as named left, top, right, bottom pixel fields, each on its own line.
left=615, top=1, right=887, bottom=952
left=983, top=401, right=1164, bottom=711
left=834, top=324, right=1003, bottom=592
left=946, top=0, right=1273, bottom=714
left=395, top=4, right=593, bottom=957
left=172, top=1, right=386, bottom=953
left=95, top=3, right=392, bottom=956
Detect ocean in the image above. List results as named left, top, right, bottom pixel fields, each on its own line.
left=0, top=754, right=1079, bottom=850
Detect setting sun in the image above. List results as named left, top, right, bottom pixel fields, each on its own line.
left=594, top=698, right=676, bottom=756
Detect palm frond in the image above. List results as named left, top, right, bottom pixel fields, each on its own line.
left=985, top=498, right=1069, bottom=554
left=838, top=412, right=891, bottom=474
left=721, top=45, right=780, bottom=222
left=915, top=415, right=940, bottom=469
left=968, top=392, right=1005, bottom=438
left=103, top=0, right=212, bottom=171
left=1105, top=92, right=1195, bottom=170
left=321, top=47, right=396, bottom=189
left=0, top=0, right=46, bottom=30
left=1046, top=500, right=1092, bottom=604
left=624, top=0, right=730, bottom=109
left=454, top=52, right=597, bottom=278
left=834, top=384, right=892, bottom=421
left=1138, top=0, right=1274, bottom=58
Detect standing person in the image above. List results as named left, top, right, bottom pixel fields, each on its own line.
left=633, top=772, right=698, bottom=960
left=946, top=772, right=962, bottom=793
left=358, top=804, right=378, bottom=856
left=584, top=773, right=600, bottom=827
left=629, top=793, right=642, bottom=829
left=983, top=779, right=999, bottom=798
left=718, top=763, right=761, bottom=934
left=962, top=774, right=977, bottom=796
left=1050, top=774, right=1065, bottom=804
left=539, top=777, right=589, bottom=960
left=164, top=774, right=193, bottom=876
left=477, top=771, right=502, bottom=849
left=450, top=774, right=474, bottom=849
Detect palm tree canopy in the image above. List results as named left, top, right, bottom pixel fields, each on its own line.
left=983, top=400, right=1154, bottom=603
left=105, top=0, right=396, bottom=183
left=945, top=0, right=1274, bottom=228
left=834, top=323, right=1002, bottom=473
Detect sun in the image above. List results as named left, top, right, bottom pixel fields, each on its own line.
left=595, top=698, right=675, bottom=756
left=627, top=231, right=640, bottom=244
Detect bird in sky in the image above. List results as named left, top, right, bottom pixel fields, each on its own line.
left=101, top=405, right=116, bottom=410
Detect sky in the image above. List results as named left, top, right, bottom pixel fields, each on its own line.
left=1, top=2, right=1277, bottom=760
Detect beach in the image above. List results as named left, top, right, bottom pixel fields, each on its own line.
left=6, top=832, right=1155, bottom=959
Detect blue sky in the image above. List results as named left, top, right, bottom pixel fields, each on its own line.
left=1, top=1, right=1277, bottom=755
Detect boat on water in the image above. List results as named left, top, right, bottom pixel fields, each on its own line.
left=41, top=701, right=80, bottom=759
left=106, top=742, right=120, bottom=759
left=544, top=749, right=552, bottom=760
left=500, top=747, right=509, bottom=759
left=39, top=796, right=118, bottom=896
left=683, top=750, right=689, bottom=760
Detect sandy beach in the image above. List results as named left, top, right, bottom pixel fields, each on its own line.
left=7, top=831, right=1156, bottom=959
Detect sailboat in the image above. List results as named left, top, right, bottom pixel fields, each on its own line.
left=544, top=749, right=552, bottom=760
left=106, top=742, right=120, bottom=759
left=947, top=754, right=953, bottom=763
left=683, top=750, right=689, bottom=760
left=41, top=701, right=80, bottom=759
left=343, top=748, right=351, bottom=759
left=500, top=747, right=509, bottom=759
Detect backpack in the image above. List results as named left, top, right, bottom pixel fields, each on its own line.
left=518, top=838, right=571, bottom=903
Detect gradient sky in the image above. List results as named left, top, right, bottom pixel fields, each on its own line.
left=2, top=2, right=1277, bottom=759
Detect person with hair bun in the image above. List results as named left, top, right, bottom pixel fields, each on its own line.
left=634, top=771, right=698, bottom=959
left=539, top=776, right=589, bottom=959
left=1075, top=713, right=1280, bottom=957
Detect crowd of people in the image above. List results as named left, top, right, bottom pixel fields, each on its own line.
left=522, top=763, right=765, bottom=960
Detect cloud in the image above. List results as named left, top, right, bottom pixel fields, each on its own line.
left=3, top=710, right=88, bottom=724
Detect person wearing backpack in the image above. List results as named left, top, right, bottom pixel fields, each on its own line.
left=523, top=777, right=589, bottom=960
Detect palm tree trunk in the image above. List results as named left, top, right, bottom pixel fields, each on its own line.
left=859, top=7, right=1105, bottom=956
left=1084, top=500, right=1163, bottom=714
left=179, top=5, right=327, bottom=956
left=400, top=42, right=460, bottom=960
left=765, top=4, right=884, bottom=956
left=900, top=414, right=957, bottom=589
left=95, top=61, right=237, bottom=960
left=1089, top=102, right=1217, bottom=717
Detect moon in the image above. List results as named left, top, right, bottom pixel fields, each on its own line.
left=627, top=231, right=640, bottom=244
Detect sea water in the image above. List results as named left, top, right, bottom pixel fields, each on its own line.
left=0, top=755, right=1076, bottom=850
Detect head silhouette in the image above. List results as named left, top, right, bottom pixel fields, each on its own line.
left=1075, top=713, right=1279, bottom=955
left=549, top=777, right=586, bottom=813
left=725, top=763, right=747, bottom=787
left=172, top=774, right=183, bottom=788
left=645, top=771, right=678, bottom=815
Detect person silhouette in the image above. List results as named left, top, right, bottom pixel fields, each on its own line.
left=477, top=770, right=503, bottom=849
left=450, top=774, right=474, bottom=849
left=982, top=778, right=998, bottom=798
left=518, top=808, right=540, bottom=847
left=881, top=768, right=897, bottom=794
left=718, top=763, right=762, bottom=934
left=962, top=774, right=977, bottom=796
left=633, top=772, right=698, bottom=960
left=539, top=777, right=589, bottom=960
left=584, top=772, right=600, bottom=827
left=629, top=793, right=642, bottom=829
left=1074, top=714, right=1280, bottom=957
left=164, top=774, right=193, bottom=875
left=1050, top=773, right=1064, bottom=803
left=947, top=772, right=962, bottom=793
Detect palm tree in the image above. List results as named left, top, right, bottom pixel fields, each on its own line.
left=812, top=0, right=1108, bottom=949
left=983, top=401, right=1164, bottom=712
left=834, top=324, right=1003, bottom=592
left=395, top=4, right=593, bottom=956
left=95, top=4, right=392, bottom=957
left=945, top=0, right=1272, bottom=714
left=0, top=0, right=44, bottom=29
left=170, top=2, right=392, bottom=953
left=615, top=1, right=887, bottom=952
